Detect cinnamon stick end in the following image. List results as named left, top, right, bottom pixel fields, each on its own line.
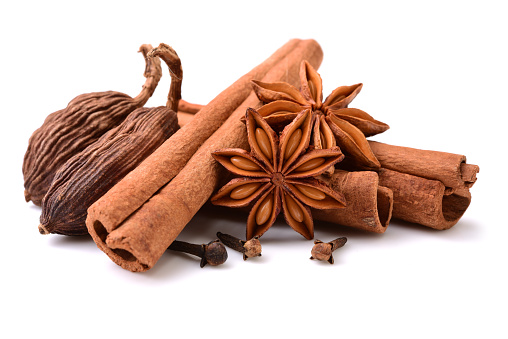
left=377, top=186, right=394, bottom=228
left=460, top=163, right=480, bottom=188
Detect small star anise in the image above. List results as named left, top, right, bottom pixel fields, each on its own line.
left=251, top=60, right=389, bottom=168
left=211, top=108, right=346, bottom=240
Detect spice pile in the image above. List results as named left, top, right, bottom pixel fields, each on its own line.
left=23, top=39, right=479, bottom=271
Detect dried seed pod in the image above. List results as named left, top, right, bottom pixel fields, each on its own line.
left=39, top=106, right=178, bottom=235
left=39, top=43, right=183, bottom=236
left=23, top=44, right=162, bottom=206
left=212, top=108, right=346, bottom=240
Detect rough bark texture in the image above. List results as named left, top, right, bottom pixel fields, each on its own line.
left=86, top=39, right=323, bottom=272
left=312, top=170, right=393, bottom=233
left=377, top=168, right=472, bottom=230
left=23, top=44, right=162, bottom=205
left=369, top=141, right=479, bottom=194
left=87, top=39, right=301, bottom=239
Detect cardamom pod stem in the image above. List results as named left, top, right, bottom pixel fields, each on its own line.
left=148, top=43, right=182, bottom=113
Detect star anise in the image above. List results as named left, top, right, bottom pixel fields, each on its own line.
left=211, top=108, right=346, bottom=240
left=251, top=60, right=389, bottom=168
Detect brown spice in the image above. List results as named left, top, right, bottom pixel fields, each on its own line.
left=312, top=170, right=393, bottom=233
left=176, top=100, right=204, bottom=127
left=86, top=39, right=324, bottom=272
left=366, top=141, right=478, bottom=229
left=216, top=232, right=262, bottom=260
left=178, top=99, right=204, bottom=114
left=310, top=237, right=347, bottom=264
left=317, top=141, right=479, bottom=231
left=148, top=44, right=182, bottom=112
left=368, top=141, right=479, bottom=193
left=378, top=168, right=472, bottom=229
left=168, top=240, right=228, bottom=268
left=39, top=106, right=178, bottom=235
left=23, top=44, right=162, bottom=206
left=212, top=108, right=345, bottom=240
left=252, top=60, right=389, bottom=169
left=38, top=43, right=183, bottom=236
left=86, top=39, right=303, bottom=242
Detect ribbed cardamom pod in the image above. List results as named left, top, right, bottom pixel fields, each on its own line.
left=23, top=44, right=162, bottom=206
left=39, top=106, right=179, bottom=235
left=39, top=43, right=184, bottom=236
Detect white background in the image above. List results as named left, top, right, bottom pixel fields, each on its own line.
left=1, top=1, right=506, bottom=338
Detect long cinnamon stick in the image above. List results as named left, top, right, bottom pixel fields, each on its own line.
left=87, top=39, right=324, bottom=272
left=178, top=99, right=204, bottom=114
left=369, top=141, right=479, bottom=193
left=176, top=111, right=195, bottom=127
left=377, top=168, right=472, bottom=229
left=87, top=39, right=301, bottom=237
left=312, top=170, right=393, bottom=233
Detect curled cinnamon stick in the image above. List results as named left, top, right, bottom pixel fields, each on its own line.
left=377, top=168, right=472, bottom=230
left=177, top=100, right=204, bottom=127
left=87, top=39, right=301, bottom=240
left=312, top=170, right=393, bottom=233
left=368, top=141, right=479, bottom=193
left=86, top=39, right=323, bottom=272
left=178, top=99, right=204, bottom=114
left=176, top=111, right=195, bottom=127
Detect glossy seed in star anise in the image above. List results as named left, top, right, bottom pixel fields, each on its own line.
left=211, top=108, right=346, bottom=240
left=251, top=60, right=389, bottom=169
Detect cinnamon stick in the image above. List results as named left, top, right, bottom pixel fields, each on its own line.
left=176, top=111, right=195, bottom=127
left=377, top=168, right=472, bottom=229
left=369, top=141, right=479, bottom=193
left=178, top=99, right=204, bottom=114
left=177, top=100, right=204, bottom=127
left=86, top=39, right=324, bottom=272
left=87, top=39, right=301, bottom=239
left=312, top=170, right=393, bottom=233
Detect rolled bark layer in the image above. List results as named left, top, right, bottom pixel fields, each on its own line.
left=377, top=168, right=472, bottom=229
left=87, top=39, right=300, bottom=237
left=369, top=141, right=479, bottom=193
left=87, top=39, right=324, bottom=271
left=312, top=170, right=393, bottom=233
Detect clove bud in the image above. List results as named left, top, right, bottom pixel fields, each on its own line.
left=217, top=232, right=262, bottom=260
left=168, top=240, right=228, bottom=268
left=310, top=237, right=347, bottom=264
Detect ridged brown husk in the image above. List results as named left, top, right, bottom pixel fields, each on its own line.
left=23, top=44, right=162, bottom=206
left=39, top=106, right=178, bottom=235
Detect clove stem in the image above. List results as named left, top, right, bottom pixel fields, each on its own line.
left=217, top=232, right=262, bottom=260
left=168, top=239, right=227, bottom=268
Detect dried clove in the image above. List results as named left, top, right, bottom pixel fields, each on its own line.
left=168, top=239, right=228, bottom=268
left=310, top=236, right=347, bottom=264
left=216, top=232, right=262, bottom=260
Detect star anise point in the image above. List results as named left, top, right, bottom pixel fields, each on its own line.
left=212, top=108, right=346, bottom=240
left=251, top=61, right=389, bottom=169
